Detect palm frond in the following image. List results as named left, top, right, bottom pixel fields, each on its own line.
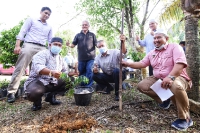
left=159, top=0, right=183, bottom=27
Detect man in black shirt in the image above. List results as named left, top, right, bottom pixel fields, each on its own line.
left=66, top=20, right=97, bottom=87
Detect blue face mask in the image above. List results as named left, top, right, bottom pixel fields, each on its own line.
left=99, top=47, right=107, bottom=54
left=50, top=45, right=62, bottom=55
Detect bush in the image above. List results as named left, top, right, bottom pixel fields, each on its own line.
left=0, top=21, right=24, bottom=68
left=129, top=51, right=145, bottom=62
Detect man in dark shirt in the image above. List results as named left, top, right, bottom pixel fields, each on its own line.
left=66, top=20, right=97, bottom=87
left=179, top=41, right=186, bottom=53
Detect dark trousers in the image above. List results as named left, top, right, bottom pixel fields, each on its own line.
left=149, top=65, right=153, bottom=76
left=25, top=79, right=67, bottom=104
left=78, top=59, right=94, bottom=87
left=92, top=68, right=126, bottom=96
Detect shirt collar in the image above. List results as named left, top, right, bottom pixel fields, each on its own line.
left=163, top=43, right=169, bottom=49
left=38, top=18, right=47, bottom=25
left=80, top=30, right=89, bottom=34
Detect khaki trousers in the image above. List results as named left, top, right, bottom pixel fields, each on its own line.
left=137, top=76, right=190, bottom=119
left=7, top=42, right=46, bottom=94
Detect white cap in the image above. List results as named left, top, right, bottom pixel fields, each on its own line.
left=154, top=29, right=168, bottom=37
left=149, top=19, right=158, bottom=24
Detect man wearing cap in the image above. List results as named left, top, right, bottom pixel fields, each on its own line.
left=122, top=30, right=193, bottom=131
left=136, top=19, right=159, bottom=76
left=24, top=37, right=77, bottom=111
left=7, top=7, right=53, bottom=103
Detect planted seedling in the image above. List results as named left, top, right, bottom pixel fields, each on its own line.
left=60, top=73, right=89, bottom=96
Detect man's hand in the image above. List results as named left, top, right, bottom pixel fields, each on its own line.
left=121, top=61, right=129, bottom=67
left=93, top=64, right=99, bottom=73
left=68, top=71, right=79, bottom=77
left=14, top=46, right=21, bottom=54
left=66, top=40, right=70, bottom=47
left=136, top=35, right=140, bottom=41
left=51, top=71, right=62, bottom=79
left=161, top=77, right=173, bottom=89
left=120, top=34, right=126, bottom=42
left=150, top=31, right=154, bottom=36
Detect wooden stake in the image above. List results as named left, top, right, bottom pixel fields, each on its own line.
left=119, top=9, right=124, bottom=111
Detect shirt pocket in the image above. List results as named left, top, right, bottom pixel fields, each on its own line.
left=162, top=54, right=174, bottom=66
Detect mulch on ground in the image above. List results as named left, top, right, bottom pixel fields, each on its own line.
left=0, top=82, right=200, bottom=133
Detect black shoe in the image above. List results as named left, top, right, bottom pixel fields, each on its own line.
left=108, top=84, right=114, bottom=91
left=102, top=84, right=115, bottom=94
left=45, top=94, right=62, bottom=105
left=7, top=93, right=15, bottom=103
left=95, top=84, right=104, bottom=93
left=115, top=95, right=119, bottom=101
left=31, top=103, right=42, bottom=111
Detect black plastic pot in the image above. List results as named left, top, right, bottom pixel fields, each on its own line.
left=74, top=86, right=94, bottom=106
left=0, top=88, right=7, bottom=97
left=15, top=87, right=24, bottom=98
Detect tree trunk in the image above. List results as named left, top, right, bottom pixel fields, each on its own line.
left=185, top=15, right=199, bottom=101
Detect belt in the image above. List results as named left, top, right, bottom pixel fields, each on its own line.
left=26, top=42, right=46, bottom=47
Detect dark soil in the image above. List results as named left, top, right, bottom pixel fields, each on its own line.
left=0, top=82, right=200, bottom=133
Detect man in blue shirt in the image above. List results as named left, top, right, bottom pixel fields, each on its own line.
left=136, top=19, right=159, bottom=76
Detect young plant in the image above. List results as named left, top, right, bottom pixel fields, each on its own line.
left=60, top=73, right=89, bottom=92
left=0, top=79, right=10, bottom=89
left=19, top=79, right=27, bottom=88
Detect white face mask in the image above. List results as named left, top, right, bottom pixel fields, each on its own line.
left=155, top=44, right=164, bottom=50
left=99, top=47, right=107, bottom=54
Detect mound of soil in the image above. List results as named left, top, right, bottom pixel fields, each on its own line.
left=39, top=109, right=98, bottom=133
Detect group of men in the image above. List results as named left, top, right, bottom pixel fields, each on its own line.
left=5, top=6, right=193, bottom=131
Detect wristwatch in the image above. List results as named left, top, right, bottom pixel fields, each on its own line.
left=168, top=75, right=175, bottom=81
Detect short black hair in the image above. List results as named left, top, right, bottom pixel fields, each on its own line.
left=179, top=41, right=185, bottom=46
left=41, top=7, right=52, bottom=13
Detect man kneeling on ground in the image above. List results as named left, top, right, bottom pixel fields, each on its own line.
left=24, top=37, right=77, bottom=111
left=92, top=34, right=127, bottom=101
left=122, top=29, right=193, bottom=131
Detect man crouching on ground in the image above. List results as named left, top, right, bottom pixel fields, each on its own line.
left=122, top=29, right=193, bottom=131
left=92, top=34, right=127, bottom=101
left=24, top=37, right=77, bottom=111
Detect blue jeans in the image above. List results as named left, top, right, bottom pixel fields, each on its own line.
left=92, top=68, right=126, bottom=96
left=78, top=60, right=94, bottom=87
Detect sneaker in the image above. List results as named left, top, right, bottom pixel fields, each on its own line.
left=7, top=93, right=15, bottom=103
left=171, top=119, right=193, bottom=131
left=159, top=98, right=171, bottom=109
